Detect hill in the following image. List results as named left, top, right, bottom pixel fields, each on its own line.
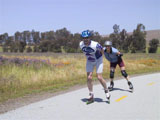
left=103, top=29, right=160, bottom=42
left=145, top=30, right=160, bottom=42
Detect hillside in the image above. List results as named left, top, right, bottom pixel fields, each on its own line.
left=103, top=29, right=160, bottom=42
left=145, top=30, right=160, bottom=42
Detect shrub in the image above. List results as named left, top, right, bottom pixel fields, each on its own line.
left=148, top=39, right=159, bottom=53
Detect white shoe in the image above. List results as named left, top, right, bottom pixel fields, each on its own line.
left=87, top=93, right=94, bottom=101
left=106, top=92, right=110, bottom=100
left=105, top=90, right=110, bottom=100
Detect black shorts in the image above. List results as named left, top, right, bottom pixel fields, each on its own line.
left=110, top=58, right=125, bottom=68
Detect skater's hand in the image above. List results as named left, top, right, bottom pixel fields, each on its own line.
left=116, top=52, right=123, bottom=57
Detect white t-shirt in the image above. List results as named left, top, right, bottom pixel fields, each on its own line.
left=79, top=40, right=102, bottom=62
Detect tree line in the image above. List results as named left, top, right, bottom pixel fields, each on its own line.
left=0, top=23, right=159, bottom=53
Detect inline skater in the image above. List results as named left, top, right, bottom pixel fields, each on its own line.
left=79, top=30, right=110, bottom=104
left=103, top=41, right=134, bottom=92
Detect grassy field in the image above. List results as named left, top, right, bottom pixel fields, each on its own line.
left=0, top=53, right=160, bottom=103
left=157, top=47, right=160, bottom=54
left=0, top=46, right=2, bottom=52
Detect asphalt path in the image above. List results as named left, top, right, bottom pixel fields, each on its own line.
left=0, top=73, right=160, bottom=120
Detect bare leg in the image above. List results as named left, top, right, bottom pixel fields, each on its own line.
left=97, top=73, right=110, bottom=100
left=87, top=72, right=93, bottom=93
left=96, top=73, right=108, bottom=91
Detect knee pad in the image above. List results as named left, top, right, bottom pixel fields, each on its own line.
left=110, top=70, right=114, bottom=79
left=121, top=70, right=128, bottom=78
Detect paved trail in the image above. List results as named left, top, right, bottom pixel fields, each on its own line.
left=0, top=73, right=160, bottom=120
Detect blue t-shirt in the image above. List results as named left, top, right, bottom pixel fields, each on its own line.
left=79, top=40, right=102, bottom=62
left=103, top=47, right=119, bottom=63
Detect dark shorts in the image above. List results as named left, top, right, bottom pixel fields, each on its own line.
left=110, top=58, right=125, bottom=68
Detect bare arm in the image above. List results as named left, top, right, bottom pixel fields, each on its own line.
left=101, top=49, right=104, bottom=55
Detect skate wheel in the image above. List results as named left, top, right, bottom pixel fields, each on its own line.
left=86, top=100, right=94, bottom=105
left=130, top=89, right=134, bottom=93
left=108, top=87, right=113, bottom=91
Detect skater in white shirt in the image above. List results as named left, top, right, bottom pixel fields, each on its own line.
left=79, top=30, right=110, bottom=104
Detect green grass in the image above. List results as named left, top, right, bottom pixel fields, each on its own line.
left=0, top=46, right=2, bottom=52
left=157, top=47, right=160, bottom=53
left=0, top=53, right=160, bottom=103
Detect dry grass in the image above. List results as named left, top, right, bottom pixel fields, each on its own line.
left=0, top=53, right=160, bottom=102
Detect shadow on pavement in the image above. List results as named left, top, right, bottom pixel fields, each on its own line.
left=81, top=98, right=109, bottom=104
left=110, top=87, right=131, bottom=92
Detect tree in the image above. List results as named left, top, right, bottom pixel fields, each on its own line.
left=26, top=46, right=32, bottom=53
left=18, top=41, right=26, bottom=52
left=0, top=33, right=9, bottom=45
left=109, top=33, right=120, bottom=48
left=39, top=40, right=50, bottom=52
left=33, top=45, right=40, bottom=52
left=72, top=33, right=81, bottom=52
left=22, top=31, right=30, bottom=44
left=109, top=24, right=121, bottom=49
left=55, top=28, right=72, bottom=52
left=148, top=39, right=159, bottom=53
left=0, top=34, right=6, bottom=45
left=10, top=41, right=19, bottom=52
left=113, top=24, right=120, bottom=34
left=15, top=31, right=22, bottom=41
left=90, top=31, right=101, bottom=43
left=2, top=35, right=13, bottom=52
left=130, top=24, right=146, bottom=53
left=31, top=30, right=40, bottom=44
left=119, top=29, right=130, bottom=52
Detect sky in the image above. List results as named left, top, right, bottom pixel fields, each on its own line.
left=0, top=0, right=160, bottom=36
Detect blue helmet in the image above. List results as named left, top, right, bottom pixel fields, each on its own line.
left=81, top=30, right=91, bottom=38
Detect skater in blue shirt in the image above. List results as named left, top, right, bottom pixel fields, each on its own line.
left=103, top=41, right=134, bottom=92
left=79, top=30, right=110, bottom=104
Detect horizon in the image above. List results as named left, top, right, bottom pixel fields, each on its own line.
left=0, top=28, right=160, bottom=37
